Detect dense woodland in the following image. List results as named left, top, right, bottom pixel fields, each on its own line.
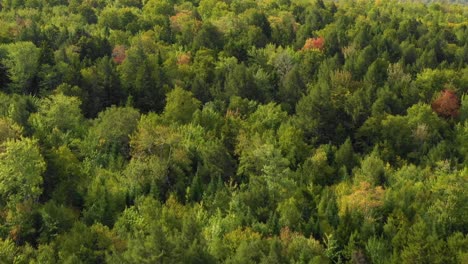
left=0, top=0, right=467, bottom=263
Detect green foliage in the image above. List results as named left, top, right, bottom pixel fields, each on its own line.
left=81, top=106, right=140, bottom=167
left=118, top=43, right=166, bottom=112
left=83, top=169, right=127, bottom=226
left=354, top=151, right=386, bottom=186
left=0, top=238, right=16, bottom=263
left=0, top=137, right=45, bottom=206
left=54, top=222, right=118, bottom=263
left=38, top=201, right=76, bottom=244
left=334, top=138, right=357, bottom=174
left=301, top=145, right=336, bottom=186
left=80, top=57, right=126, bottom=117
left=0, top=0, right=466, bottom=262
left=0, top=117, right=22, bottom=143
left=163, top=87, right=201, bottom=124
left=42, top=145, right=84, bottom=206
left=0, top=42, right=40, bottom=93
left=29, top=94, right=85, bottom=147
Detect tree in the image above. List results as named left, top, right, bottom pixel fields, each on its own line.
left=170, top=10, right=201, bottom=46
left=302, top=37, right=325, bottom=51
left=0, top=117, right=22, bottom=143
left=0, top=138, right=46, bottom=244
left=80, top=56, right=126, bottom=117
left=0, top=42, right=40, bottom=94
left=354, top=151, right=386, bottom=186
left=278, top=66, right=305, bottom=113
left=0, top=137, right=45, bottom=205
left=118, top=43, right=166, bottom=112
left=42, top=145, right=84, bottom=206
left=269, top=12, right=297, bottom=46
left=110, top=196, right=214, bottom=263
left=295, top=84, right=337, bottom=144
left=365, top=236, right=390, bottom=264
left=400, top=218, right=449, bottom=264
left=247, top=11, right=271, bottom=39
left=83, top=169, right=127, bottom=226
left=431, top=89, right=460, bottom=119
left=29, top=93, right=86, bottom=147
left=364, top=58, right=389, bottom=87
left=300, top=145, right=336, bottom=186
left=112, top=45, right=126, bottom=64
left=124, top=155, right=170, bottom=199
left=192, top=23, right=224, bottom=51
left=55, top=222, right=119, bottom=263
left=298, top=49, right=324, bottom=84
left=81, top=106, right=140, bottom=168
left=456, top=122, right=468, bottom=163
left=76, top=34, right=111, bottom=62
left=224, top=63, right=259, bottom=101
left=277, top=197, right=302, bottom=229
left=339, top=181, right=385, bottom=220
left=129, top=113, right=192, bottom=199
left=163, top=87, right=201, bottom=124
left=38, top=201, right=76, bottom=244
left=0, top=62, right=10, bottom=90
left=334, top=138, right=357, bottom=173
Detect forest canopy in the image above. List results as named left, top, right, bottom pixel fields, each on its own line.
left=0, top=0, right=467, bottom=263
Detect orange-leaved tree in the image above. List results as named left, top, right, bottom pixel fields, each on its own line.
left=302, top=37, right=325, bottom=51
left=431, top=89, right=460, bottom=119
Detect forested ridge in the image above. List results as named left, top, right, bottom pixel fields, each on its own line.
left=0, top=0, right=467, bottom=263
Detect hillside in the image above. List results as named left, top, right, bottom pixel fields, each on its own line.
left=0, top=0, right=467, bottom=263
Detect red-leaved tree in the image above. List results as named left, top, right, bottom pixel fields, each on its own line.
left=112, top=45, right=126, bottom=64
left=431, top=89, right=460, bottom=118
left=302, top=37, right=325, bottom=51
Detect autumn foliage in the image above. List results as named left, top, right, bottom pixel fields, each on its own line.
left=112, top=45, right=126, bottom=64
left=302, top=37, right=325, bottom=51
left=170, top=11, right=191, bottom=31
left=340, top=181, right=385, bottom=219
left=176, top=53, right=191, bottom=65
left=431, top=89, right=460, bottom=118
left=170, top=11, right=201, bottom=33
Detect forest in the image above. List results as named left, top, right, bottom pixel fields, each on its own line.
left=0, top=0, right=467, bottom=263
